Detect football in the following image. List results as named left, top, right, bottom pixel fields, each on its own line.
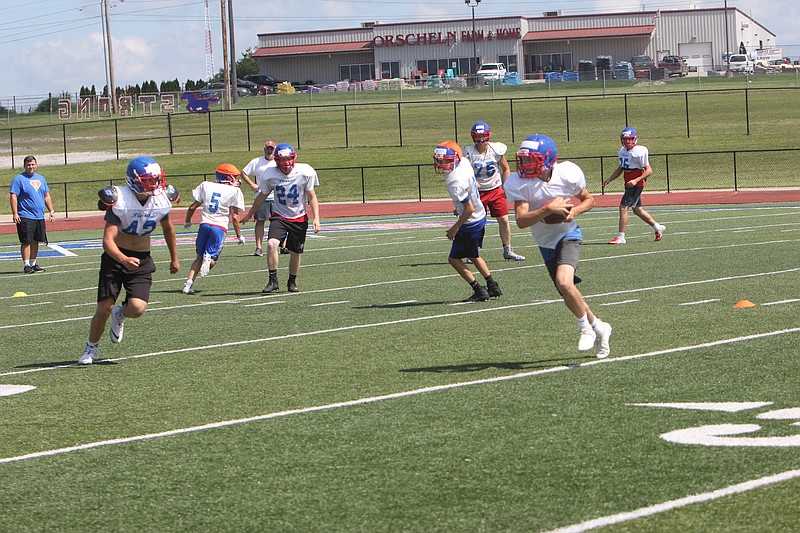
left=542, top=202, right=572, bottom=224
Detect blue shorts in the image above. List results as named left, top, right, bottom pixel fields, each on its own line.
left=195, top=223, right=226, bottom=260
left=449, top=222, right=485, bottom=259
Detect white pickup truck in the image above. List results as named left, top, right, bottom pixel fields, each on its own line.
left=476, top=62, right=507, bottom=81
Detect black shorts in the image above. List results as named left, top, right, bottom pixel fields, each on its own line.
left=268, top=217, right=308, bottom=254
left=97, top=248, right=156, bottom=304
left=544, top=238, right=583, bottom=291
left=16, top=217, right=48, bottom=245
left=620, top=186, right=644, bottom=208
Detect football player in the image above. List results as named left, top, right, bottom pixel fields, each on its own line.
left=434, top=140, right=501, bottom=302
left=239, top=140, right=277, bottom=256
left=603, top=127, right=666, bottom=244
left=241, top=143, right=320, bottom=293
left=463, top=121, right=525, bottom=261
left=504, top=135, right=612, bottom=358
left=181, top=163, right=246, bottom=294
left=79, top=156, right=180, bottom=365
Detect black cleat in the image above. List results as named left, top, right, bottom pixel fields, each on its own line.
left=287, top=280, right=300, bottom=293
left=262, top=279, right=280, bottom=293
left=462, top=285, right=490, bottom=302
left=487, top=280, right=502, bottom=298
left=31, top=264, right=45, bottom=273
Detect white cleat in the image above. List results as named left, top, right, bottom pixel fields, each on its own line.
left=79, top=343, right=99, bottom=365
left=654, top=224, right=666, bottom=242
left=110, top=305, right=125, bottom=344
left=503, top=249, right=526, bottom=261
left=578, top=326, right=597, bottom=352
left=199, top=253, right=212, bottom=278
left=595, top=321, right=613, bottom=359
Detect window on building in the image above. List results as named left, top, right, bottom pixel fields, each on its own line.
left=499, top=54, right=518, bottom=72
left=416, top=58, right=475, bottom=77
left=380, top=61, right=400, bottom=79
left=527, top=52, right=573, bottom=73
left=339, top=63, right=375, bottom=82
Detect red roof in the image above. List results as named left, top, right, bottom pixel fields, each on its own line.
left=523, top=25, right=655, bottom=42
left=253, top=41, right=372, bottom=57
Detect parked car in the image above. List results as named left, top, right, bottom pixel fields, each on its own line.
left=659, top=55, right=688, bottom=77
left=245, top=74, right=283, bottom=94
left=630, top=55, right=655, bottom=78
left=236, top=78, right=260, bottom=96
left=476, top=62, right=507, bottom=81
left=728, top=54, right=754, bottom=74
left=197, top=82, right=249, bottom=98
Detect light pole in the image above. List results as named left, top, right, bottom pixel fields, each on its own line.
left=465, top=0, right=481, bottom=74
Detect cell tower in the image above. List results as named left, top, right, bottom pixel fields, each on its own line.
left=204, top=0, right=214, bottom=81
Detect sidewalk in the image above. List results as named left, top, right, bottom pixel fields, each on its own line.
left=1, top=190, right=798, bottom=235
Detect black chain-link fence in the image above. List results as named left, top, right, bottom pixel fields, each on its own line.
left=3, top=87, right=800, bottom=169
left=3, top=147, right=797, bottom=218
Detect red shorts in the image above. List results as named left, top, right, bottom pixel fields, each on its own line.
left=478, top=186, right=509, bottom=217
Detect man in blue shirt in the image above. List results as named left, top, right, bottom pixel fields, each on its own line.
left=9, top=155, right=56, bottom=273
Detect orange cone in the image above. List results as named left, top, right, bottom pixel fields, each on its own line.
left=734, top=300, right=757, bottom=308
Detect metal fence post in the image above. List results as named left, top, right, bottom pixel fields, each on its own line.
left=9, top=129, right=15, bottom=169
left=397, top=103, right=403, bottom=147
left=564, top=96, right=570, bottom=142
left=207, top=112, right=213, bottom=153
left=62, top=123, right=67, bottom=165
left=417, top=164, right=422, bottom=201
left=452, top=101, right=458, bottom=142
left=665, top=153, right=670, bottom=192
left=360, top=167, right=365, bottom=203
left=63, top=182, right=69, bottom=218
left=344, top=105, right=349, bottom=148
left=245, top=109, right=251, bottom=150
left=733, top=150, right=738, bottom=190
left=114, top=119, right=120, bottom=159
left=510, top=99, right=516, bottom=143
left=685, top=91, right=690, bottom=138
left=745, top=88, right=750, bottom=136
left=295, top=107, right=301, bottom=149
left=167, top=113, right=174, bottom=154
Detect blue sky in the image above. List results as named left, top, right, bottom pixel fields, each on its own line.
left=0, top=0, right=798, bottom=99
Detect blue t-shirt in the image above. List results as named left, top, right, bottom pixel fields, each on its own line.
left=10, top=172, right=49, bottom=220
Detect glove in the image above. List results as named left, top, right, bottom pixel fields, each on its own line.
left=183, top=222, right=192, bottom=229
left=238, top=235, right=246, bottom=245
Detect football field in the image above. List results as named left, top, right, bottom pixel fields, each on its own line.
left=1, top=203, right=799, bottom=532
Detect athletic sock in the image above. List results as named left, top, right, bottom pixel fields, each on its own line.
left=577, top=313, right=591, bottom=329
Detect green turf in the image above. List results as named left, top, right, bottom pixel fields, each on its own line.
left=0, top=203, right=798, bottom=531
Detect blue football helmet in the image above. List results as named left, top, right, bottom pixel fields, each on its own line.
left=516, top=135, right=558, bottom=179
left=274, top=143, right=297, bottom=173
left=471, top=121, right=491, bottom=143
left=126, top=156, right=165, bottom=195
left=621, top=127, right=638, bottom=150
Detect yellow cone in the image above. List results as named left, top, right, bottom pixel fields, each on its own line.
left=12, top=291, right=27, bottom=298
left=734, top=300, right=756, bottom=308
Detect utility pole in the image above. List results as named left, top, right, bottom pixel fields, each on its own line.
left=103, top=0, right=117, bottom=113
left=220, top=0, right=231, bottom=109
left=228, top=0, right=238, bottom=104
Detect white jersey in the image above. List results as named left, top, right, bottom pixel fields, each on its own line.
left=618, top=144, right=649, bottom=171
left=445, top=159, right=486, bottom=228
left=504, top=161, right=587, bottom=250
left=463, top=141, right=508, bottom=191
left=258, top=162, right=319, bottom=221
left=191, top=181, right=245, bottom=230
left=107, top=185, right=173, bottom=237
left=244, top=156, right=276, bottom=201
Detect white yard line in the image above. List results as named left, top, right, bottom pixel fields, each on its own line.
left=1, top=326, right=799, bottom=473
left=545, top=469, right=800, bottom=533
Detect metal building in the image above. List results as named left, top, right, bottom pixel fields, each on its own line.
left=252, top=7, right=776, bottom=85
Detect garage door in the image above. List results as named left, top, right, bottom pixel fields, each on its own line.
left=679, top=42, right=713, bottom=74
